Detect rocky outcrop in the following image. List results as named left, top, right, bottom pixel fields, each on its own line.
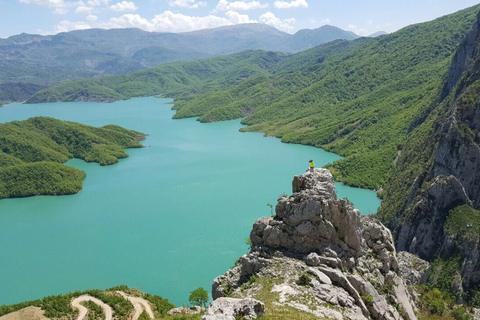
left=396, top=252, right=430, bottom=287
left=201, top=298, right=264, bottom=320
left=208, top=169, right=418, bottom=320
left=168, top=306, right=202, bottom=316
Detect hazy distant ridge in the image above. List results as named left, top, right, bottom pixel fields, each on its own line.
left=0, top=23, right=359, bottom=102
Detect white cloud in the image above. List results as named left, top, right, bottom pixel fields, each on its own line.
left=347, top=24, right=368, bottom=36
left=53, top=6, right=68, bottom=14
left=19, top=0, right=80, bottom=14
left=273, top=0, right=307, bottom=9
left=225, top=10, right=256, bottom=24
left=216, top=0, right=268, bottom=11
left=87, top=0, right=110, bottom=6
left=169, top=0, right=207, bottom=9
left=75, top=5, right=93, bottom=15
left=106, top=11, right=233, bottom=33
left=53, top=19, right=92, bottom=33
left=110, top=1, right=137, bottom=11
left=322, top=18, right=330, bottom=24
left=86, top=14, right=98, bottom=21
left=19, top=0, right=65, bottom=6
left=107, top=13, right=151, bottom=30
left=259, top=11, right=295, bottom=33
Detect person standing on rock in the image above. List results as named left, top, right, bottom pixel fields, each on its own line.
left=308, top=159, right=315, bottom=172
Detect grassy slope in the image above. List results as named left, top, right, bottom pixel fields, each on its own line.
left=0, top=117, right=145, bottom=199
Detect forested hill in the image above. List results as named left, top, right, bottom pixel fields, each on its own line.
left=377, top=7, right=480, bottom=301
left=0, top=117, right=145, bottom=199
left=0, top=24, right=358, bottom=103
left=29, top=5, right=480, bottom=191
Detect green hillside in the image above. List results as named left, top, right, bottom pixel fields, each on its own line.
left=0, top=117, right=145, bottom=199
left=26, top=50, right=290, bottom=104
left=173, top=6, right=478, bottom=189
left=29, top=5, right=480, bottom=190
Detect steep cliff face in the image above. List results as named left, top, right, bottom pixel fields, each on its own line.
left=440, top=9, right=480, bottom=101
left=383, top=9, right=480, bottom=296
left=207, top=169, right=420, bottom=320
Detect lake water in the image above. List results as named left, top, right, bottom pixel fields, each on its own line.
left=0, top=97, right=380, bottom=306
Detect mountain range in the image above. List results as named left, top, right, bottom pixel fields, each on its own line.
left=0, top=23, right=360, bottom=103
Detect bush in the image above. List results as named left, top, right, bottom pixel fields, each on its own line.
left=451, top=306, right=473, bottom=320
left=296, top=274, right=311, bottom=287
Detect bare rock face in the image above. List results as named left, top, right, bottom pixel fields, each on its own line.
left=210, top=169, right=418, bottom=320
left=396, top=252, right=430, bottom=286
left=440, top=10, right=480, bottom=100
left=388, top=9, right=480, bottom=294
left=395, top=175, right=470, bottom=258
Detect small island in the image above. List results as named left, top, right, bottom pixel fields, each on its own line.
left=0, top=116, right=146, bottom=199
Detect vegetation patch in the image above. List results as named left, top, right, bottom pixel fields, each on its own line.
left=445, top=205, right=480, bottom=241
left=417, top=286, right=474, bottom=320
left=0, top=286, right=179, bottom=320
left=0, top=117, right=145, bottom=199
left=295, top=274, right=311, bottom=287
left=427, top=256, right=462, bottom=297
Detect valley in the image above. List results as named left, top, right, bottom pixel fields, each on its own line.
left=1, top=2, right=480, bottom=319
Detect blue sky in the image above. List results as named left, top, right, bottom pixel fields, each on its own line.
left=0, top=0, right=479, bottom=38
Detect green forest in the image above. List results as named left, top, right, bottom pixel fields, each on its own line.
left=0, top=117, right=145, bottom=199
left=27, top=6, right=478, bottom=192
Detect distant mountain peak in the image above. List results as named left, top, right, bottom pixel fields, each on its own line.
left=368, top=31, right=388, bottom=37
left=181, top=23, right=290, bottom=37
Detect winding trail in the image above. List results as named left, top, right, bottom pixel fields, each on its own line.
left=116, top=291, right=155, bottom=320
left=71, top=295, right=113, bottom=320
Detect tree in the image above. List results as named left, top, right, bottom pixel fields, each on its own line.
left=188, top=287, right=209, bottom=308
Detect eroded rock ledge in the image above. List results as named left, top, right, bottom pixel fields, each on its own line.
left=207, top=169, right=423, bottom=320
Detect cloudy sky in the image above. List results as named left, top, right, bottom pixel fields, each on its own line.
left=0, top=0, right=479, bottom=38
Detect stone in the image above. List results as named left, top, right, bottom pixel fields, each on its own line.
left=167, top=306, right=202, bottom=315
left=307, top=267, right=332, bottom=285
left=201, top=298, right=265, bottom=320
left=305, top=252, right=341, bottom=268
left=317, top=266, right=370, bottom=318
left=396, top=251, right=430, bottom=286
left=209, top=170, right=418, bottom=320
left=271, top=284, right=300, bottom=303
left=348, top=274, right=399, bottom=320
left=391, top=276, right=417, bottom=320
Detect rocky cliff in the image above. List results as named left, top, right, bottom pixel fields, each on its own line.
left=205, top=169, right=421, bottom=320
left=381, top=9, right=480, bottom=299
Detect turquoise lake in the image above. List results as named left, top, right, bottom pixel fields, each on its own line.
left=0, top=96, right=380, bottom=306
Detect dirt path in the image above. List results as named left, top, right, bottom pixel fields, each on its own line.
left=116, top=291, right=154, bottom=320
left=71, top=295, right=113, bottom=320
